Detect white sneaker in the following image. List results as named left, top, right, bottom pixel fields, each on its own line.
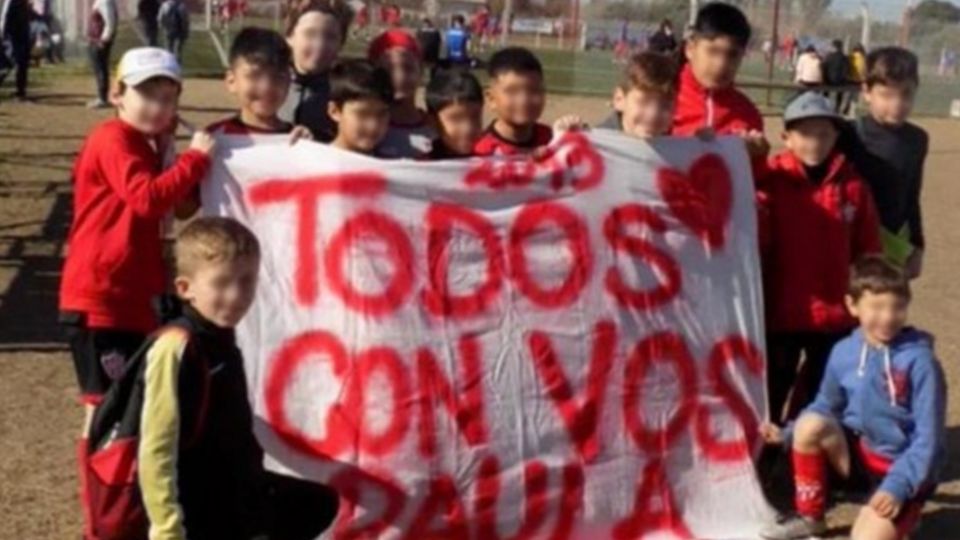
left=759, top=514, right=827, bottom=540
left=86, top=99, right=109, bottom=109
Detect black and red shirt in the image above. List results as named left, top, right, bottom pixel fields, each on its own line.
left=671, top=63, right=763, bottom=136
left=422, top=140, right=472, bottom=160
left=206, top=115, right=293, bottom=135
left=473, top=122, right=553, bottom=156
left=758, top=150, right=882, bottom=333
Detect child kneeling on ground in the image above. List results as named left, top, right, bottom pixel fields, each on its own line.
left=760, top=256, right=946, bottom=540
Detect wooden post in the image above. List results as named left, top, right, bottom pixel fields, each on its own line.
left=501, top=0, right=513, bottom=45
left=766, top=0, right=780, bottom=107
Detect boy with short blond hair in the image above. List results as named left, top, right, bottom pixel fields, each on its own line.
left=843, top=47, right=929, bottom=279
left=760, top=256, right=945, bottom=540
left=598, top=51, right=677, bottom=138
left=134, top=217, right=266, bottom=540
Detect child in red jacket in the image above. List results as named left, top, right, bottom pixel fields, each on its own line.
left=674, top=2, right=769, bottom=166
left=59, top=47, right=214, bottom=417
left=759, top=92, right=881, bottom=423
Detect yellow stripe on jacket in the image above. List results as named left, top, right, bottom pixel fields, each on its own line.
left=138, top=328, right=190, bottom=540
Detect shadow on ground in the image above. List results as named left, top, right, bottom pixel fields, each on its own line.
left=0, top=175, right=72, bottom=351
left=759, top=424, right=960, bottom=537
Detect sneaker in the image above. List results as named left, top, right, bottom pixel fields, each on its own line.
left=759, top=514, right=827, bottom=539
left=86, top=99, right=109, bottom=109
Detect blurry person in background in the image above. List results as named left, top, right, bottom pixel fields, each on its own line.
left=158, top=0, right=190, bottom=61
left=795, top=44, right=823, bottom=88
left=416, top=17, right=440, bottom=70
left=648, top=19, right=677, bottom=55
left=823, top=39, right=850, bottom=112
left=137, top=0, right=160, bottom=45
left=470, top=5, right=489, bottom=54
left=845, top=43, right=867, bottom=114
left=445, top=14, right=470, bottom=67
left=86, top=0, right=117, bottom=108
left=0, top=0, right=35, bottom=101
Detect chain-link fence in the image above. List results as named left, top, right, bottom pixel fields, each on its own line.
left=32, top=0, right=960, bottom=117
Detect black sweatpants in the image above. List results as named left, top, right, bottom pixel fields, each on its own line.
left=88, top=41, right=113, bottom=103
left=766, top=331, right=849, bottom=424
left=265, top=473, right=340, bottom=539
left=8, top=32, right=30, bottom=98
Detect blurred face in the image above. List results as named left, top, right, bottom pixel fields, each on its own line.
left=846, top=291, right=909, bottom=345
left=287, top=11, right=342, bottom=74
left=226, top=59, right=291, bottom=120
left=114, top=78, right=180, bottom=135
left=329, top=98, right=391, bottom=153
left=685, top=35, right=745, bottom=90
left=486, top=71, right=546, bottom=128
left=863, top=82, right=917, bottom=126
left=378, top=48, right=422, bottom=102
left=783, top=118, right=839, bottom=167
left=613, top=87, right=674, bottom=139
left=176, top=256, right=260, bottom=328
left=435, top=101, right=483, bottom=155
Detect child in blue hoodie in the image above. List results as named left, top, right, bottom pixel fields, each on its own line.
left=759, top=255, right=946, bottom=540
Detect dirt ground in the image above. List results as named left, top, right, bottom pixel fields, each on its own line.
left=1, top=75, right=959, bottom=539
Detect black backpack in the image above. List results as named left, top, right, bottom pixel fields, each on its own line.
left=80, top=316, right=209, bottom=540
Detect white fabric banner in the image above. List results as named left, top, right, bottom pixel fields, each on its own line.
left=203, top=131, right=775, bottom=539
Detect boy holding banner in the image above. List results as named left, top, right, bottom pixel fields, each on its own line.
left=60, top=48, right=214, bottom=417
left=208, top=27, right=299, bottom=136
left=327, top=59, right=394, bottom=155
left=178, top=27, right=312, bottom=219
left=59, top=47, right=215, bottom=537
left=597, top=51, right=677, bottom=138
left=474, top=47, right=553, bottom=156
left=674, top=3, right=769, bottom=163
left=424, top=67, right=484, bottom=159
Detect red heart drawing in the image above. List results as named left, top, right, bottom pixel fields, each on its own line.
left=656, top=152, right=733, bottom=251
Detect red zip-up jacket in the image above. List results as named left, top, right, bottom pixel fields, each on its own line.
left=672, top=63, right=763, bottom=137
left=672, top=63, right=767, bottom=178
left=758, top=150, right=882, bottom=333
left=59, top=118, right=210, bottom=333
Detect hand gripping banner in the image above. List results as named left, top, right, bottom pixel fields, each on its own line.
left=203, top=131, right=775, bottom=539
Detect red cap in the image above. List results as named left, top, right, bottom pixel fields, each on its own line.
left=368, top=30, right=421, bottom=62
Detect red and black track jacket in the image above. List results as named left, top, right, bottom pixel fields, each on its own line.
left=758, top=150, right=882, bottom=333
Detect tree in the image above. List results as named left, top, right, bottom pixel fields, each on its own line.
left=793, top=0, right=832, bottom=29
left=603, top=1, right=642, bottom=22
left=914, top=0, right=960, bottom=24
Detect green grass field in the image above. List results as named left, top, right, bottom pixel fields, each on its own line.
left=35, top=19, right=960, bottom=118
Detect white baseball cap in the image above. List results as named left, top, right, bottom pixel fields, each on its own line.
left=117, top=47, right=182, bottom=87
